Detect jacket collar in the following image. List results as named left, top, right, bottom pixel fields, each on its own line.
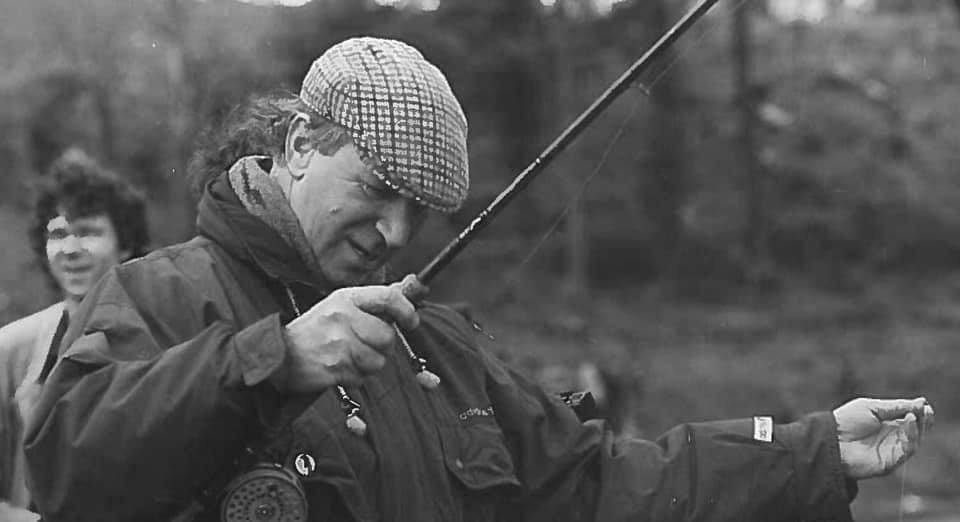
left=196, top=170, right=332, bottom=293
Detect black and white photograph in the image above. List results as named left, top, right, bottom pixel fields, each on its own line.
left=0, top=0, right=956, bottom=520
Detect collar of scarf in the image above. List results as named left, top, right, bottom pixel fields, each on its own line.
left=227, top=156, right=326, bottom=283
left=226, top=156, right=388, bottom=289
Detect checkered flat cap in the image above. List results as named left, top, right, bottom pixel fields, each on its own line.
left=300, top=37, right=469, bottom=213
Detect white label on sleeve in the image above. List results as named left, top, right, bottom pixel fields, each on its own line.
left=753, top=416, right=773, bottom=442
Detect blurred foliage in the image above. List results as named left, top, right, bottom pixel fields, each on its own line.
left=0, top=0, right=958, bottom=290
left=0, top=0, right=957, bottom=329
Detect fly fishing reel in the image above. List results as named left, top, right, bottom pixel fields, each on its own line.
left=219, top=463, right=308, bottom=522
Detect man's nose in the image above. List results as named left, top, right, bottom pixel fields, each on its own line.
left=62, top=235, right=84, bottom=255
left=376, top=200, right=419, bottom=249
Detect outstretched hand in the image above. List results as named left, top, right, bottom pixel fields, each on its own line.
left=833, top=397, right=934, bottom=480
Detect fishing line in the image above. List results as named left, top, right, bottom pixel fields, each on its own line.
left=639, top=0, right=755, bottom=93
left=495, top=92, right=646, bottom=297
left=417, top=0, right=725, bottom=285
left=492, top=0, right=755, bottom=295
left=898, top=456, right=909, bottom=522
left=898, top=408, right=928, bottom=522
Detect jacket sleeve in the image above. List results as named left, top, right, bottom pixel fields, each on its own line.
left=0, top=330, right=25, bottom=504
left=0, top=316, right=36, bottom=507
left=481, top=350, right=854, bottom=522
left=23, top=260, right=293, bottom=521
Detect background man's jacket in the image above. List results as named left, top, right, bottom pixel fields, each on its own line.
left=0, top=300, right=64, bottom=510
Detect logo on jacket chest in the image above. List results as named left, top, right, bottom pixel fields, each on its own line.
left=458, top=405, right=495, bottom=421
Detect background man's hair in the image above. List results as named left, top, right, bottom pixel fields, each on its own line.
left=187, top=92, right=354, bottom=197
left=30, top=148, right=150, bottom=272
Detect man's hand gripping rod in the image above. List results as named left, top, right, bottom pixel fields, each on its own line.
left=415, top=0, right=724, bottom=285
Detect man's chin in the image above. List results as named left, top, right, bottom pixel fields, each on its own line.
left=62, top=286, right=90, bottom=302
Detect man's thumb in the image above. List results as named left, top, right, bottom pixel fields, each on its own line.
left=395, top=274, right=429, bottom=303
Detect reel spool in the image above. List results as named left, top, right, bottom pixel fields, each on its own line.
left=220, top=463, right=308, bottom=522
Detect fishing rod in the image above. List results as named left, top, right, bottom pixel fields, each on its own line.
left=417, top=0, right=724, bottom=284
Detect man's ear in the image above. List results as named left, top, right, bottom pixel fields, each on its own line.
left=284, top=113, right=314, bottom=180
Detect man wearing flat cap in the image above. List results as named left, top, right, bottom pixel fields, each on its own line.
left=25, top=37, right=932, bottom=522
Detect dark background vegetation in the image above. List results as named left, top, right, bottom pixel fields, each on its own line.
left=1, top=0, right=959, bottom=518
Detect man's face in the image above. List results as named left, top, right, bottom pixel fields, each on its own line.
left=45, top=213, right=128, bottom=301
left=287, top=144, right=428, bottom=287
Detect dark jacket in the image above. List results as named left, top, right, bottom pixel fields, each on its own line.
left=24, top=174, right=855, bottom=522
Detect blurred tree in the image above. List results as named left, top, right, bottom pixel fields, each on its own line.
left=154, top=0, right=191, bottom=176
left=732, top=1, right=771, bottom=280
left=147, top=0, right=201, bottom=240
left=2, top=0, right=959, bottom=289
left=25, top=72, right=112, bottom=175
left=435, top=0, right=549, bottom=171
left=547, top=7, right=589, bottom=298
left=426, top=0, right=558, bottom=263
left=632, top=0, right=692, bottom=278
left=1, top=0, right=290, bottom=244
left=19, top=0, right=136, bottom=172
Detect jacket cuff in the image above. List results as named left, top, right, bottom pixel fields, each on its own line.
left=232, top=313, right=289, bottom=390
left=776, top=411, right=854, bottom=521
left=233, top=313, right=318, bottom=430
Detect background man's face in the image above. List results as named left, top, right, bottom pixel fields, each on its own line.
left=45, top=213, right=128, bottom=301
left=287, top=144, right=427, bottom=287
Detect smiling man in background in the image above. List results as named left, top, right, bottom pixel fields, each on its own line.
left=0, top=149, right=148, bottom=521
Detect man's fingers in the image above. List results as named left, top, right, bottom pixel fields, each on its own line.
left=903, top=412, right=919, bottom=446
left=892, top=413, right=919, bottom=468
left=346, top=285, right=419, bottom=330
left=349, top=312, right=398, bottom=352
left=348, top=344, right=387, bottom=376
left=921, top=404, right=934, bottom=431
left=869, top=397, right=928, bottom=422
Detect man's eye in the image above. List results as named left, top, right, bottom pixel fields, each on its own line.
left=47, top=230, right=68, bottom=241
left=75, top=228, right=104, bottom=238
